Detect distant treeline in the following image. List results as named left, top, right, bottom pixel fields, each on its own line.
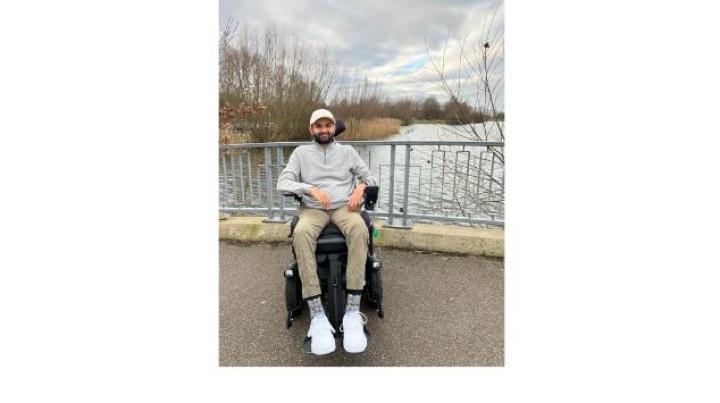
left=219, top=22, right=502, bottom=144
left=330, top=91, right=504, bottom=127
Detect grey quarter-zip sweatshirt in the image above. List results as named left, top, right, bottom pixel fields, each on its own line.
left=277, top=141, right=377, bottom=210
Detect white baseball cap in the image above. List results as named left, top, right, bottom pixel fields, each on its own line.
left=309, top=109, right=336, bottom=125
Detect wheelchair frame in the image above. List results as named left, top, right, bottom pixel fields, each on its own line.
left=282, top=185, right=384, bottom=332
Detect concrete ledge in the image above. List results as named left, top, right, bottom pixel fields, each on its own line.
left=219, top=216, right=292, bottom=243
left=374, top=221, right=504, bottom=258
left=219, top=216, right=504, bottom=258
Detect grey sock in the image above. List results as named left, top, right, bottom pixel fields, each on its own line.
left=345, top=293, right=361, bottom=312
left=307, top=296, right=325, bottom=319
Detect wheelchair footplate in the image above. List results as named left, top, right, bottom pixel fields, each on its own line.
left=302, top=325, right=371, bottom=354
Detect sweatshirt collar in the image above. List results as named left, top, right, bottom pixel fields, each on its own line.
left=312, top=139, right=337, bottom=151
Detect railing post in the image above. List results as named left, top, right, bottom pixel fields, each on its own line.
left=263, top=144, right=291, bottom=223
left=454, top=150, right=471, bottom=216
left=402, top=145, right=411, bottom=227
left=428, top=149, right=436, bottom=209
left=489, top=151, right=496, bottom=196
left=238, top=152, right=245, bottom=205
left=247, top=151, right=254, bottom=204
left=221, top=150, right=230, bottom=209
left=474, top=153, right=483, bottom=215
left=489, top=151, right=497, bottom=221
left=385, top=144, right=412, bottom=229
left=277, top=147, right=286, bottom=221
left=439, top=150, right=447, bottom=212
left=264, top=146, right=273, bottom=219
left=387, top=144, right=396, bottom=226
left=229, top=151, right=237, bottom=205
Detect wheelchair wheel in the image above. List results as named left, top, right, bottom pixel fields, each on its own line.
left=365, top=269, right=383, bottom=311
left=285, top=275, right=303, bottom=318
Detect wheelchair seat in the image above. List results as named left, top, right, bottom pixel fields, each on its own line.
left=288, top=210, right=375, bottom=255
left=316, top=223, right=347, bottom=254
left=283, top=181, right=379, bottom=257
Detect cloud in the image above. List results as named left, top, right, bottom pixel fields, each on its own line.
left=220, top=0, right=503, bottom=102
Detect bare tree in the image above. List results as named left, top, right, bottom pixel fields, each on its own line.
left=219, top=21, right=338, bottom=142
left=425, top=3, right=504, bottom=144
left=424, top=1, right=505, bottom=220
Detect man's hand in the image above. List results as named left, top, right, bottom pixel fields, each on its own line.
left=308, top=186, right=331, bottom=210
left=347, top=183, right=367, bottom=212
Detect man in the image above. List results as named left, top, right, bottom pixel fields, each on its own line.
left=277, top=108, right=377, bottom=355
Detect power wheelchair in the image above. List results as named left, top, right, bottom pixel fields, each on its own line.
left=281, top=120, right=385, bottom=336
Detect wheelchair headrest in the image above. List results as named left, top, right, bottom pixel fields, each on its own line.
left=334, top=119, right=346, bottom=137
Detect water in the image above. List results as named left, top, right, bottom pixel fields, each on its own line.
left=219, top=123, right=504, bottom=224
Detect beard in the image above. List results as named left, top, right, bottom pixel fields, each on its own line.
left=313, top=133, right=333, bottom=144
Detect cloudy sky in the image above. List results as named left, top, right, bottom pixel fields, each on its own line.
left=220, top=0, right=504, bottom=104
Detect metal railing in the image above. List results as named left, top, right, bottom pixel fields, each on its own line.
left=219, top=140, right=504, bottom=228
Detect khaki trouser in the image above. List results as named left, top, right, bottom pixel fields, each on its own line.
left=293, top=206, right=368, bottom=299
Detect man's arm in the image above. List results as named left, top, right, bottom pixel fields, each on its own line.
left=277, top=151, right=313, bottom=195
left=350, top=148, right=377, bottom=187
left=347, top=148, right=376, bottom=211
left=277, top=150, right=332, bottom=210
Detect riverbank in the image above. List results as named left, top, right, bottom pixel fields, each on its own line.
left=219, top=117, right=402, bottom=144
left=410, top=118, right=505, bottom=125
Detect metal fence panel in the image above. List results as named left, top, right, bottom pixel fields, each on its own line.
left=219, top=140, right=504, bottom=227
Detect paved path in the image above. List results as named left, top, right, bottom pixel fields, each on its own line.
left=219, top=241, right=504, bottom=366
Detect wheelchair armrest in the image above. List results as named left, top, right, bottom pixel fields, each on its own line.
left=363, top=185, right=379, bottom=211
left=282, top=192, right=302, bottom=203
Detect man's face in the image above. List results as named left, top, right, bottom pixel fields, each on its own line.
left=309, top=118, right=335, bottom=144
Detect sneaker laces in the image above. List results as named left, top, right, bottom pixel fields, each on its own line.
left=339, top=311, right=367, bottom=332
left=308, top=315, right=336, bottom=337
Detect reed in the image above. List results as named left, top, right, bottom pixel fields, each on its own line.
left=341, top=118, right=402, bottom=140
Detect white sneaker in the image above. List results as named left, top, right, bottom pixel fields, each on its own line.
left=340, top=310, right=368, bottom=353
left=307, top=314, right=336, bottom=355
